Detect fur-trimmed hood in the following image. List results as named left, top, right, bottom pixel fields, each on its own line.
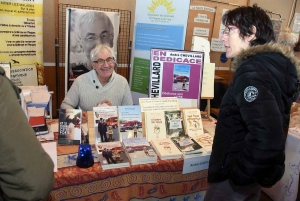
left=231, top=42, right=300, bottom=78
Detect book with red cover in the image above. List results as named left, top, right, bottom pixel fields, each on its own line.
left=29, top=116, right=45, bottom=127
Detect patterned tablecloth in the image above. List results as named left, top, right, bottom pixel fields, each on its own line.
left=47, top=144, right=208, bottom=201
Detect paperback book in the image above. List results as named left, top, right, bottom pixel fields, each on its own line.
left=170, top=135, right=203, bottom=155
left=122, top=137, right=157, bottom=165
left=58, top=109, right=82, bottom=145
left=33, top=124, right=49, bottom=135
left=150, top=138, right=182, bottom=160
left=93, top=106, right=119, bottom=142
left=191, top=134, right=214, bottom=154
left=164, top=110, right=184, bottom=138
left=29, top=116, right=45, bottom=127
left=96, top=141, right=130, bottom=170
left=183, top=108, right=204, bottom=136
left=118, top=105, right=142, bottom=141
left=145, top=110, right=167, bottom=141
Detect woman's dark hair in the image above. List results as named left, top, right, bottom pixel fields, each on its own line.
left=222, top=4, right=275, bottom=46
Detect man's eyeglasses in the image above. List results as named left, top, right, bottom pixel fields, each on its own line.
left=93, top=57, right=115, bottom=66
left=222, top=26, right=238, bottom=36
left=82, top=32, right=109, bottom=42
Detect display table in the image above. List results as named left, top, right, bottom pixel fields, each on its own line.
left=262, top=130, right=300, bottom=201
left=47, top=144, right=208, bottom=200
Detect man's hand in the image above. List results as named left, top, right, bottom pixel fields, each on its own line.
left=97, top=99, right=112, bottom=106
left=82, top=112, right=88, bottom=123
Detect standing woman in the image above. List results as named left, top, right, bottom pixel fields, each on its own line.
left=204, top=4, right=300, bottom=201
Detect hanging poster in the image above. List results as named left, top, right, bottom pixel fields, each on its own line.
left=0, top=0, right=43, bottom=86
left=149, top=49, right=204, bottom=107
left=65, top=8, right=120, bottom=92
left=130, top=0, right=190, bottom=104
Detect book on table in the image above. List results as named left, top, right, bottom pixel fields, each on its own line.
left=118, top=105, right=142, bottom=141
left=93, top=106, right=118, bottom=142
left=33, top=124, right=49, bottom=135
left=95, top=141, right=130, bottom=170
left=58, top=109, right=82, bottom=145
left=29, top=116, right=45, bottom=127
left=182, top=108, right=204, bottom=136
left=170, top=134, right=204, bottom=156
left=190, top=133, right=214, bottom=154
left=145, top=110, right=167, bottom=141
left=150, top=138, right=182, bottom=160
left=164, top=110, right=184, bottom=138
left=122, top=137, right=157, bottom=165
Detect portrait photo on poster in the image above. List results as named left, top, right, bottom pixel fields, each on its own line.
left=66, top=8, right=120, bottom=90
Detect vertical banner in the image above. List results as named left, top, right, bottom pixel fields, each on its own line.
left=0, top=0, right=43, bottom=86
left=130, top=0, right=190, bottom=104
left=65, top=8, right=120, bottom=92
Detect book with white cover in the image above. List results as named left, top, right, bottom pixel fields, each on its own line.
left=93, top=106, right=118, bottom=142
left=96, top=141, right=130, bottom=170
left=164, top=110, right=184, bottom=138
left=191, top=134, right=213, bottom=154
left=122, top=137, right=157, bottom=165
left=145, top=111, right=167, bottom=141
left=118, top=105, right=142, bottom=141
left=151, top=138, right=182, bottom=160
left=183, top=109, right=204, bottom=136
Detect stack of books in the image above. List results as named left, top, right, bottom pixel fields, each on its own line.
left=150, top=138, right=182, bottom=160
left=29, top=116, right=48, bottom=135
left=96, top=141, right=130, bottom=170
left=122, top=137, right=157, bottom=165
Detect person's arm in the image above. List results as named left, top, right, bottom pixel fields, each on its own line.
left=0, top=73, right=54, bottom=200
left=60, top=79, right=80, bottom=109
left=230, top=66, right=285, bottom=186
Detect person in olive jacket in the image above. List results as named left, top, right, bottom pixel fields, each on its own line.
left=204, top=4, right=300, bottom=201
left=0, top=67, right=54, bottom=200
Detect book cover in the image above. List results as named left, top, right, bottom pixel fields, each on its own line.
left=118, top=105, right=142, bottom=141
left=145, top=111, right=167, bottom=141
left=93, top=106, right=119, bottom=142
left=149, top=49, right=204, bottom=105
left=33, top=124, right=49, bottom=135
left=164, top=110, right=184, bottom=138
left=58, top=109, right=82, bottom=145
left=29, top=116, right=45, bottom=127
left=183, top=109, right=204, bottom=136
left=191, top=134, right=213, bottom=154
left=150, top=138, right=182, bottom=160
left=96, top=141, right=130, bottom=170
left=170, top=135, right=203, bottom=155
left=122, top=137, right=157, bottom=165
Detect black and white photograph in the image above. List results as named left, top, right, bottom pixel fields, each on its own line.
left=66, top=8, right=120, bottom=90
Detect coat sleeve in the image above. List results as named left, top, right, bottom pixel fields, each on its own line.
left=230, top=65, right=285, bottom=186
left=0, top=74, right=54, bottom=200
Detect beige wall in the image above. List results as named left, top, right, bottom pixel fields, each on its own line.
left=43, top=0, right=300, bottom=63
left=250, top=0, right=300, bottom=31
